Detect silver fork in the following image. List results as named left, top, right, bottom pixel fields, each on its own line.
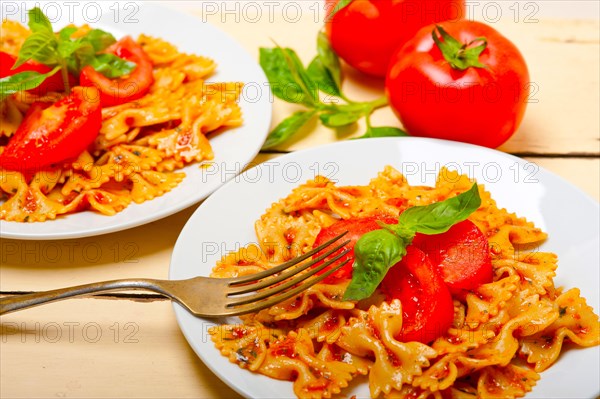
left=0, top=233, right=349, bottom=317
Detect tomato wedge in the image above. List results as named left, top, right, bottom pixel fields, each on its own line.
left=412, top=220, right=493, bottom=298
left=0, top=86, right=101, bottom=173
left=79, top=36, right=153, bottom=107
left=312, top=216, right=397, bottom=283
left=381, top=246, right=454, bottom=343
left=0, top=51, right=76, bottom=95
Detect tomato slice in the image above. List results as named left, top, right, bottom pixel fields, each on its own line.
left=312, top=216, right=397, bottom=283
left=0, top=51, right=76, bottom=95
left=0, top=86, right=101, bottom=173
left=381, top=246, right=454, bottom=343
left=412, top=220, right=493, bottom=298
left=79, top=36, right=153, bottom=107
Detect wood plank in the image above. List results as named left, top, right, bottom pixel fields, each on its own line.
left=523, top=157, right=599, bottom=201
left=195, top=8, right=599, bottom=155
left=0, top=298, right=242, bottom=399
left=0, top=206, right=196, bottom=292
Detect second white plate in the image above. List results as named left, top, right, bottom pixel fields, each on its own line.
left=170, top=137, right=599, bottom=399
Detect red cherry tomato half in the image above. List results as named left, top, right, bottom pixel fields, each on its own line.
left=0, top=51, right=76, bottom=95
left=386, top=20, right=530, bottom=148
left=0, top=86, right=101, bottom=173
left=325, top=0, right=465, bottom=77
left=312, top=216, right=397, bottom=283
left=412, top=220, right=493, bottom=298
left=381, top=246, right=454, bottom=343
left=79, top=36, right=154, bottom=107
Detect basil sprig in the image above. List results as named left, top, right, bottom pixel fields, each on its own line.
left=259, top=31, right=406, bottom=149
left=343, top=183, right=481, bottom=301
left=1, top=7, right=135, bottom=100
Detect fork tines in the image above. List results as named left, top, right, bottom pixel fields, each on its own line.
left=224, top=232, right=350, bottom=315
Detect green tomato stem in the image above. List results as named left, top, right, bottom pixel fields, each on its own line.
left=432, top=25, right=487, bottom=71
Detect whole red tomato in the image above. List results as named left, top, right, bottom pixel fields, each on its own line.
left=325, top=0, right=465, bottom=77
left=386, top=21, right=530, bottom=148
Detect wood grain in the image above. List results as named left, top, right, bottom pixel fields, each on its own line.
left=0, top=299, right=242, bottom=399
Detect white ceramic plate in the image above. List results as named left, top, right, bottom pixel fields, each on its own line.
left=170, top=137, right=600, bottom=399
left=0, top=1, right=271, bottom=240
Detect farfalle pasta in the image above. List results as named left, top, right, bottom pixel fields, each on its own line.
left=209, top=167, right=599, bottom=399
left=0, top=22, right=243, bottom=222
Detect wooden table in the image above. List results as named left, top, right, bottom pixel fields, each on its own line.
left=1, top=2, right=598, bottom=398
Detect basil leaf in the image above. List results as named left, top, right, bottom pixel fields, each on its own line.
left=88, top=54, right=136, bottom=78
left=398, top=183, right=481, bottom=234
left=316, top=31, right=342, bottom=90
left=0, top=66, right=60, bottom=101
left=27, top=7, right=53, bottom=34
left=307, top=57, right=341, bottom=98
left=327, top=0, right=353, bottom=21
left=66, top=42, right=96, bottom=75
left=13, top=30, right=59, bottom=68
left=343, top=229, right=406, bottom=301
left=260, top=47, right=308, bottom=104
left=280, top=47, right=318, bottom=106
left=58, top=37, right=85, bottom=59
left=83, top=29, right=117, bottom=52
left=262, top=110, right=316, bottom=150
left=319, top=110, right=362, bottom=127
left=355, top=126, right=409, bottom=139
left=59, top=26, right=78, bottom=41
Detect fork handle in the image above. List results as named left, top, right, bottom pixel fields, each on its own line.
left=0, top=278, right=173, bottom=315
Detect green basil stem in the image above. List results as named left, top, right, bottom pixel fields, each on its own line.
left=432, top=25, right=487, bottom=71
left=59, top=59, right=70, bottom=94
left=366, top=96, right=388, bottom=110
left=365, top=113, right=373, bottom=130
left=319, top=95, right=387, bottom=113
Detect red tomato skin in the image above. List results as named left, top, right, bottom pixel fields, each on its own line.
left=386, top=20, right=530, bottom=148
left=0, top=51, right=76, bottom=95
left=325, top=0, right=465, bottom=77
left=0, top=86, right=101, bottom=172
left=79, top=36, right=154, bottom=107
left=412, top=220, right=493, bottom=298
left=312, top=216, right=398, bottom=282
left=381, top=246, right=454, bottom=343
